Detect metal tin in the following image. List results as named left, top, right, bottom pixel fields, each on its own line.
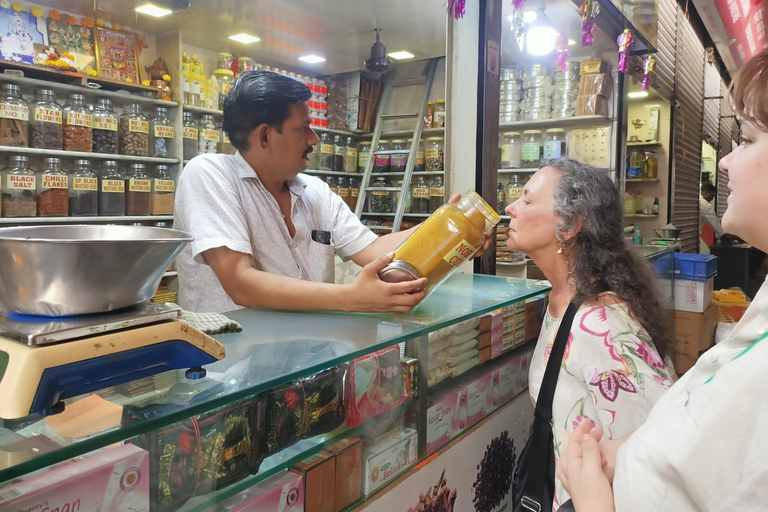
left=499, top=113, right=520, bottom=123
left=551, top=108, right=576, bottom=118
left=500, top=101, right=521, bottom=113
left=501, top=89, right=522, bottom=102
left=523, top=96, right=552, bottom=109
left=500, top=80, right=522, bottom=92
left=379, top=260, right=421, bottom=283
left=524, top=110, right=552, bottom=120
left=555, top=70, right=579, bottom=82
left=523, top=64, right=548, bottom=77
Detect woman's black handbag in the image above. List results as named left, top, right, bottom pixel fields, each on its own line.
left=513, top=299, right=583, bottom=512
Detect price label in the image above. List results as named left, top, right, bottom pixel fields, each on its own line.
left=73, top=177, right=98, bottom=191
left=129, top=119, right=149, bottom=134
left=67, top=112, right=92, bottom=128
left=34, top=107, right=62, bottom=124
left=154, top=125, right=174, bottom=138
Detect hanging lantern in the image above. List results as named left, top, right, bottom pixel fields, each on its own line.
left=580, top=0, right=595, bottom=47
left=448, top=0, right=466, bottom=19
left=617, top=29, right=634, bottom=72
left=642, top=55, right=656, bottom=90
left=555, top=33, right=570, bottom=72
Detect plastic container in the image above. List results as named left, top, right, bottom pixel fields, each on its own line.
left=0, top=84, right=29, bottom=147
left=673, top=253, right=718, bottom=281
left=2, top=155, right=36, bottom=217
left=63, top=94, right=93, bottom=152
left=379, top=190, right=500, bottom=295
left=29, top=89, right=63, bottom=150
left=543, top=129, right=567, bottom=159
left=98, top=160, right=125, bottom=216
left=521, top=130, right=542, bottom=168
left=37, top=157, right=69, bottom=217
left=426, top=137, right=444, bottom=172
left=499, top=131, right=521, bottom=168
left=373, top=140, right=390, bottom=173
left=68, top=159, right=98, bottom=216
left=91, top=98, right=118, bottom=154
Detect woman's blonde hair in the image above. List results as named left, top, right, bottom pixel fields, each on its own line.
left=732, top=49, right=768, bottom=129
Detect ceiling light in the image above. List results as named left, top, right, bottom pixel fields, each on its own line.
left=136, top=3, right=172, bottom=17
left=229, top=33, right=260, bottom=44
left=299, top=55, right=326, bottom=64
left=389, top=51, right=415, bottom=60
left=523, top=10, right=538, bottom=23
left=628, top=91, right=649, bottom=98
left=526, top=9, right=557, bottom=56
left=568, top=38, right=576, bottom=46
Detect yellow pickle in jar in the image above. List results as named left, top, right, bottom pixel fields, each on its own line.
left=379, top=189, right=500, bottom=294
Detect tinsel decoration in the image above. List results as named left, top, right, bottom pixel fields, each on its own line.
left=555, top=34, right=570, bottom=71
left=448, top=0, right=466, bottom=19
left=512, top=0, right=527, bottom=11
left=617, top=29, right=634, bottom=72
left=642, top=55, right=656, bottom=90
left=580, top=0, right=595, bottom=46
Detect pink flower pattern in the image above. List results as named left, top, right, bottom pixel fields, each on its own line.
left=589, top=368, right=637, bottom=402
left=635, top=341, right=666, bottom=370
left=572, top=415, right=596, bottom=430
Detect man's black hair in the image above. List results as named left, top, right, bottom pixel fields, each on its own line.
left=222, top=70, right=312, bottom=151
left=701, top=182, right=717, bottom=195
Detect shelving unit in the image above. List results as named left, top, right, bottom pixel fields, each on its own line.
left=626, top=178, right=660, bottom=183
left=499, top=115, right=611, bottom=130
left=498, top=168, right=537, bottom=174
left=627, top=141, right=662, bottom=147
left=0, top=146, right=179, bottom=164
left=625, top=214, right=659, bottom=218
left=183, top=105, right=223, bottom=116
left=0, top=215, right=174, bottom=224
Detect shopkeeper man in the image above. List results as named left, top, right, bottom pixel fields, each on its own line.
left=175, top=70, right=489, bottom=314
left=700, top=182, right=731, bottom=253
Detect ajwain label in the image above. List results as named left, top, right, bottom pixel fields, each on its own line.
left=93, top=117, right=117, bottom=131
left=129, top=179, right=151, bottom=192
left=426, top=149, right=440, bottom=159
left=183, top=127, right=198, bottom=139
left=202, top=129, right=220, bottom=142
left=154, top=179, right=175, bottom=192
left=430, top=187, right=444, bottom=197
left=154, top=125, right=174, bottom=138
left=42, top=175, right=69, bottom=189
left=102, top=179, right=124, bottom=193
left=443, top=239, right=480, bottom=268
left=129, top=119, right=149, bottom=134
left=67, top=112, right=92, bottom=127
left=0, top=103, right=28, bottom=121
left=34, top=107, right=62, bottom=124
left=321, top=144, right=333, bottom=154
left=7, top=175, right=35, bottom=189
left=73, top=177, right=97, bottom=191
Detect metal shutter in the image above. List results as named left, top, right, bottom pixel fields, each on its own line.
left=702, top=63, right=721, bottom=145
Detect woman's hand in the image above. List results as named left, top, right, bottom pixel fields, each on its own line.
left=558, top=419, right=616, bottom=512
left=449, top=194, right=493, bottom=260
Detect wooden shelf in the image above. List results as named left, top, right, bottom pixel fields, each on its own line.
left=626, top=179, right=660, bottom=183
left=0, top=215, right=174, bottom=224
left=627, top=141, right=662, bottom=147
left=499, top=115, right=611, bottom=130
left=0, top=146, right=179, bottom=164
left=183, top=105, right=223, bottom=116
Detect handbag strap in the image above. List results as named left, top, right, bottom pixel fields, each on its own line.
left=521, top=297, right=584, bottom=512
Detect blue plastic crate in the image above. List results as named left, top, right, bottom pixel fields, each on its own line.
left=673, top=253, right=717, bottom=281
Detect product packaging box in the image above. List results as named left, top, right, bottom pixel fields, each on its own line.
left=478, top=311, right=503, bottom=333
left=466, top=371, right=497, bottom=424
left=502, top=316, right=515, bottom=335
left=674, top=277, right=715, bottom=313
left=291, top=451, right=336, bottom=512
left=327, top=437, right=362, bottom=512
left=579, top=58, right=606, bottom=75
left=478, top=325, right=502, bottom=350
left=514, top=328, right=526, bottom=348
left=479, top=346, right=493, bottom=364
left=212, top=470, right=304, bottom=512
left=496, top=357, right=523, bottom=405
left=576, top=94, right=607, bottom=116
left=426, top=386, right=467, bottom=454
left=491, top=327, right=504, bottom=358
left=578, top=73, right=609, bottom=95
left=0, top=444, right=149, bottom=512
left=363, top=428, right=418, bottom=495
left=674, top=303, right=719, bottom=373
left=502, top=331, right=515, bottom=352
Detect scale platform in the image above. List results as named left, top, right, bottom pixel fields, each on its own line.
left=0, top=303, right=226, bottom=419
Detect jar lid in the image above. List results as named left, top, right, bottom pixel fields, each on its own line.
left=379, top=139, right=389, bottom=143
left=436, top=99, right=446, bottom=104
left=546, top=128, right=565, bottom=133
left=391, top=139, right=406, bottom=143
left=427, top=137, right=444, bottom=141
left=523, top=130, right=542, bottom=134
left=360, top=141, right=371, bottom=146
left=503, top=131, right=521, bottom=136
left=378, top=260, right=421, bottom=283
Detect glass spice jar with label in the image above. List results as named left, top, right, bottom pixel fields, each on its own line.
left=325, top=175, right=337, bottom=195
left=333, top=134, right=345, bottom=172
left=29, top=89, right=62, bottom=150
left=390, top=140, right=408, bottom=173
left=358, top=141, right=371, bottom=172
left=2, top=155, right=36, bottom=217
left=151, top=164, right=175, bottom=215
left=0, top=84, right=29, bottom=147
left=182, top=112, right=198, bottom=161
left=125, top=163, right=151, bottom=215
left=499, top=131, right=521, bottom=169
left=149, top=107, right=174, bottom=158
left=344, top=137, right=357, bottom=173
left=433, top=99, right=446, bottom=128
left=543, top=129, right=567, bottom=159
left=396, top=180, right=412, bottom=213
left=410, top=138, right=426, bottom=172
left=318, top=132, right=334, bottom=171
left=348, top=178, right=360, bottom=211
left=220, top=130, right=236, bottom=155
left=92, top=98, right=118, bottom=154
left=521, top=130, right=542, bottom=168
left=426, top=137, right=444, bottom=172
left=37, top=157, right=69, bottom=217
left=119, top=104, right=149, bottom=156
left=429, top=176, right=445, bottom=213
left=99, top=160, right=125, bottom=216
left=373, top=140, right=391, bottom=173
left=370, top=176, right=394, bottom=213
left=69, top=159, right=98, bottom=216
left=197, top=114, right=219, bottom=154
left=337, top=176, right=350, bottom=206
left=412, top=176, right=430, bottom=214
left=63, top=94, right=93, bottom=152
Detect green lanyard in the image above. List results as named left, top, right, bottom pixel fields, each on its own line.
left=704, top=331, right=768, bottom=384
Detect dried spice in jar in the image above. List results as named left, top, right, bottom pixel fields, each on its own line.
left=37, top=157, right=69, bottom=217
left=29, top=89, right=63, bottom=150
left=125, top=163, right=151, bottom=215
left=521, top=130, right=542, bottom=168
left=2, top=155, right=36, bottom=217
left=151, top=164, right=175, bottom=215
left=92, top=98, right=118, bottom=154
left=390, top=140, right=408, bottom=173
left=426, top=137, right=444, bottom=172
left=429, top=176, right=445, bottom=213
left=370, top=176, right=394, bottom=213
left=150, top=107, right=174, bottom=157
left=332, top=135, right=345, bottom=173
left=182, top=111, right=198, bottom=161
left=344, top=136, right=357, bottom=173
left=410, top=138, right=426, bottom=172
left=317, top=132, right=333, bottom=171
left=433, top=99, right=446, bottom=128
left=197, top=114, right=219, bottom=154
left=412, top=176, right=430, bottom=214
left=69, top=159, right=98, bottom=216
left=119, top=103, right=149, bottom=157
left=357, top=141, right=371, bottom=172
left=63, top=94, right=93, bottom=152
left=99, top=160, right=125, bottom=216
left=348, top=178, right=360, bottom=211
left=0, top=84, right=29, bottom=147
left=373, top=140, right=390, bottom=173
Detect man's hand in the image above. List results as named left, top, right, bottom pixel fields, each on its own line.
left=448, top=194, right=493, bottom=260
left=558, top=419, right=616, bottom=512
left=343, top=252, right=427, bottom=313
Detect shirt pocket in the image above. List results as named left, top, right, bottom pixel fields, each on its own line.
left=307, top=239, right=335, bottom=283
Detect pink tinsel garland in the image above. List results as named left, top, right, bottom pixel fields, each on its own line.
left=448, top=0, right=466, bottom=19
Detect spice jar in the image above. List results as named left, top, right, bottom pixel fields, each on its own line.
left=429, top=176, right=444, bottom=213
left=426, top=137, right=444, bottom=172
left=337, top=176, right=350, bottom=206
left=543, top=129, right=567, bottom=159
left=198, top=114, right=219, bottom=154
left=358, top=141, right=371, bottom=172
left=412, top=176, right=430, bottom=214
left=119, top=104, right=149, bottom=156
left=370, top=176, right=394, bottom=213
left=325, top=175, right=337, bottom=195
left=0, top=84, right=29, bottom=147
left=150, top=107, right=174, bottom=157
left=499, top=131, right=521, bottom=169
left=37, top=157, right=69, bottom=216
left=221, top=130, right=236, bottom=155
left=215, top=52, right=234, bottom=110
left=182, top=112, right=198, bottom=161
left=99, top=160, right=125, bottom=216
left=373, top=140, right=390, bottom=173
left=424, top=101, right=434, bottom=128
left=411, top=138, right=426, bottom=172
left=644, top=152, right=658, bottom=179
left=2, top=155, right=36, bottom=217
left=125, top=163, right=151, bottom=215
left=390, top=140, right=408, bottom=173
left=318, top=132, right=334, bottom=171
left=521, top=130, right=542, bottom=168
left=349, top=178, right=360, bottom=211
left=30, top=89, right=62, bottom=150
left=92, top=98, right=118, bottom=154
left=433, top=99, right=446, bottom=128
left=63, top=94, right=93, bottom=152
left=344, top=137, right=357, bottom=173
left=379, top=189, right=500, bottom=295
left=506, top=174, right=523, bottom=207
left=396, top=180, right=412, bottom=213
left=69, top=159, right=98, bottom=216
left=332, top=134, right=345, bottom=173
left=151, top=164, right=175, bottom=215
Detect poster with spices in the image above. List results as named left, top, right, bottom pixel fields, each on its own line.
left=94, top=26, right=142, bottom=83
left=45, top=15, right=95, bottom=72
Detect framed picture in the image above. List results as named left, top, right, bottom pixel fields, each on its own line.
left=46, top=17, right=95, bottom=72
left=94, top=25, right=141, bottom=83
left=0, top=7, right=46, bottom=64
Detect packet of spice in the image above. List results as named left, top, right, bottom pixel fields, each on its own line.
left=345, top=346, right=407, bottom=428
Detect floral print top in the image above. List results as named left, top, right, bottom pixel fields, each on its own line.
left=528, top=296, right=675, bottom=510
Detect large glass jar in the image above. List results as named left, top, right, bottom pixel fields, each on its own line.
left=337, top=176, right=350, bottom=206
left=2, top=155, right=36, bottom=217
left=149, top=107, right=174, bottom=157
left=506, top=174, right=523, bottom=207
left=69, top=159, right=98, bottom=216
left=215, top=52, right=234, bottom=110
left=370, top=176, right=394, bottom=213
left=396, top=180, right=412, bottom=213
left=237, top=57, right=253, bottom=78
left=380, top=189, right=500, bottom=295
left=411, top=138, right=426, bottom=172
left=349, top=178, right=360, bottom=211
left=63, top=94, right=93, bottom=152
left=358, top=142, right=371, bottom=172
left=433, top=99, right=446, bottom=128
left=119, top=104, right=149, bottom=156
left=373, top=140, right=390, bottom=173
left=426, top=137, right=444, bottom=172
left=344, top=137, right=357, bottom=173
left=30, top=89, right=62, bottom=150
left=332, top=134, right=345, bottom=172
left=521, top=130, right=542, bottom=168
left=151, top=164, right=175, bottom=215
left=125, top=163, right=151, bottom=215
left=499, top=131, right=521, bottom=169
left=429, top=176, right=445, bottom=213
left=99, top=160, right=125, bottom=216
left=182, top=112, right=198, bottom=161
left=543, top=129, right=567, bottom=159
left=0, top=84, right=29, bottom=147
left=644, top=152, right=658, bottom=179
left=318, top=132, right=334, bottom=171
left=92, top=98, right=118, bottom=154
left=221, top=130, right=236, bottom=155
left=37, top=157, right=69, bottom=216
left=390, top=140, right=408, bottom=173
left=325, top=175, right=337, bottom=195
left=412, top=176, right=430, bottom=214
left=198, top=114, right=219, bottom=154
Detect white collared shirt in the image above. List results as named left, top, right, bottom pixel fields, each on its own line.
left=613, top=276, right=768, bottom=511
left=174, top=152, right=377, bottom=313
left=700, top=196, right=725, bottom=238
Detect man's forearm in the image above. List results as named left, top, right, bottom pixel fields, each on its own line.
left=351, top=225, right=419, bottom=266
left=228, top=268, right=352, bottom=311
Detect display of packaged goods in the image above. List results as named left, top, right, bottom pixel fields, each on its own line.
left=345, top=346, right=408, bottom=428
left=479, top=311, right=503, bottom=332
left=579, top=59, right=605, bottom=74
left=292, top=451, right=336, bottom=512
left=523, top=109, right=552, bottom=120
left=466, top=370, right=498, bottom=424
left=495, top=354, right=529, bottom=405
left=479, top=347, right=493, bottom=363
left=576, top=94, right=608, bottom=116
left=501, top=88, right=523, bottom=101
left=523, top=96, right=553, bottom=109
left=429, top=364, right=454, bottom=387
left=522, top=64, right=549, bottom=77
left=579, top=73, right=610, bottom=96
left=362, top=428, right=418, bottom=495
left=327, top=437, right=363, bottom=511
left=523, top=75, right=553, bottom=90
left=674, top=277, right=715, bottom=313
left=427, top=387, right=467, bottom=453
left=555, top=69, right=579, bottom=82
left=478, top=326, right=502, bottom=350
left=502, top=331, right=515, bottom=352
left=205, top=470, right=304, bottom=512
left=500, top=100, right=521, bottom=113
left=500, top=112, right=520, bottom=123
left=500, top=80, right=522, bottom=92
left=452, top=356, right=479, bottom=377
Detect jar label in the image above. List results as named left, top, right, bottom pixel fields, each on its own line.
left=430, top=187, right=444, bottom=197
left=443, top=239, right=480, bottom=268
left=328, top=187, right=338, bottom=194
left=338, top=188, right=349, bottom=197
left=372, top=191, right=390, bottom=196
left=223, top=83, right=234, bottom=95
left=34, top=107, right=62, bottom=124
left=521, top=142, right=540, bottom=161
left=413, top=188, right=429, bottom=199
left=73, top=176, right=97, bottom=191
left=374, top=155, right=390, bottom=164
left=347, top=148, right=358, bottom=158
left=434, top=112, right=446, bottom=126
left=129, top=179, right=151, bottom=192
left=358, top=151, right=369, bottom=166
left=154, top=179, right=175, bottom=192
left=416, top=149, right=425, bottom=166
left=509, top=187, right=523, bottom=199
left=67, top=112, right=92, bottom=128
left=335, top=146, right=345, bottom=156
left=93, top=116, right=117, bottom=131
left=426, top=149, right=440, bottom=159
left=129, top=119, right=149, bottom=134
left=543, top=140, right=563, bottom=159
left=42, top=175, right=69, bottom=189
left=7, top=175, right=35, bottom=189
left=202, top=129, right=220, bottom=142
left=391, top=154, right=408, bottom=166
left=500, top=144, right=510, bottom=162
left=183, top=127, right=198, bottom=139
left=321, top=144, right=334, bottom=154
left=351, top=188, right=360, bottom=197
left=223, top=132, right=231, bottom=144
left=154, top=125, right=174, bottom=138
left=102, top=179, right=125, bottom=193
left=0, top=103, right=28, bottom=121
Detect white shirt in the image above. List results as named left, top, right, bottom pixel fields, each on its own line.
left=700, top=196, right=725, bottom=238
left=613, top=276, right=768, bottom=511
left=174, top=153, right=377, bottom=313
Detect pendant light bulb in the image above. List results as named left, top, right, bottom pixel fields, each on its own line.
left=525, top=8, right=557, bottom=56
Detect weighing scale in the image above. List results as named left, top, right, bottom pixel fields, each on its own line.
left=0, top=302, right=226, bottom=419
left=648, top=237, right=682, bottom=251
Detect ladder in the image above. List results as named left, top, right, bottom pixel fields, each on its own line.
left=354, top=58, right=440, bottom=233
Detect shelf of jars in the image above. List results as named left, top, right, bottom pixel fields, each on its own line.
left=499, top=115, right=611, bottom=130
left=306, top=170, right=444, bottom=178
left=627, top=141, right=662, bottom=148
left=625, top=214, right=659, bottom=218
left=359, top=127, right=445, bottom=139
left=0, top=215, right=174, bottom=224
left=0, top=146, right=179, bottom=164
left=182, top=105, right=223, bottom=116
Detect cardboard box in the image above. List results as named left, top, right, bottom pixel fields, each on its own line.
left=674, top=277, right=714, bottom=313
left=578, top=73, right=609, bottom=95
left=576, top=94, right=608, bottom=116
left=328, top=438, right=362, bottom=511
left=292, top=451, right=336, bottom=512
left=579, top=58, right=606, bottom=74
left=363, top=428, right=418, bottom=495
left=479, top=346, right=493, bottom=364
left=215, top=470, right=304, bottom=512
left=673, top=303, right=718, bottom=373
left=479, top=311, right=503, bottom=332
left=426, top=386, right=467, bottom=453
left=514, top=314, right=526, bottom=331
left=514, top=328, right=526, bottom=348
left=466, top=371, right=496, bottom=424
left=478, top=325, right=502, bottom=350
left=502, top=331, right=515, bottom=352
left=496, top=357, right=523, bottom=405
